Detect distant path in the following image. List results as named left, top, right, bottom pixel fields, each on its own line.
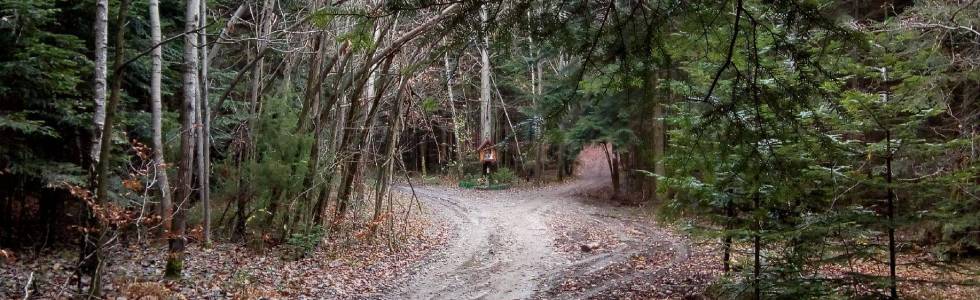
left=388, top=146, right=711, bottom=300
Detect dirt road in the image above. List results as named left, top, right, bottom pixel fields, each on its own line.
left=388, top=147, right=718, bottom=300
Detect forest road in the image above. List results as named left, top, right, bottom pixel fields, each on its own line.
left=388, top=146, right=691, bottom=300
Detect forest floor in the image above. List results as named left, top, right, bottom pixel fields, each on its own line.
left=4, top=146, right=977, bottom=299
left=0, top=212, right=445, bottom=299
left=0, top=146, right=719, bottom=300
left=383, top=146, right=721, bottom=300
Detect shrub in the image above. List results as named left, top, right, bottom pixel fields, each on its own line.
left=491, top=167, right=517, bottom=184
left=284, top=226, right=325, bottom=259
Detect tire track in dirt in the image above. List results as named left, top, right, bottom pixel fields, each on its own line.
left=389, top=185, right=561, bottom=300
left=387, top=146, right=713, bottom=299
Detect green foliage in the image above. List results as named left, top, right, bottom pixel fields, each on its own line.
left=213, top=89, right=313, bottom=232
left=0, top=0, right=92, bottom=191
left=458, top=179, right=477, bottom=189
left=285, top=226, right=326, bottom=259
left=536, top=0, right=980, bottom=297
left=421, top=97, right=439, bottom=113
left=337, top=18, right=376, bottom=51
left=459, top=173, right=484, bottom=189
left=490, top=167, right=517, bottom=184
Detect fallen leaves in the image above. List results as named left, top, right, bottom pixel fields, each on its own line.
left=1, top=195, right=448, bottom=299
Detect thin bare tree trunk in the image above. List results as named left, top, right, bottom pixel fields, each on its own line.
left=490, top=73, right=525, bottom=169
left=206, top=4, right=246, bottom=63
left=356, top=25, right=383, bottom=203
left=420, top=138, right=428, bottom=176
left=90, top=0, right=109, bottom=166
left=601, top=143, right=621, bottom=199
left=479, top=6, right=493, bottom=148
left=650, top=71, right=665, bottom=202
left=334, top=56, right=395, bottom=225
left=296, top=33, right=327, bottom=132
left=88, top=0, right=132, bottom=295
left=314, top=94, right=349, bottom=225
left=534, top=60, right=544, bottom=182
left=234, top=0, right=274, bottom=241
left=166, top=0, right=199, bottom=279
left=198, top=0, right=211, bottom=245
left=371, top=73, right=408, bottom=236
left=882, top=67, right=898, bottom=300
left=311, top=43, right=353, bottom=227
left=149, top=0, right=172, bottom=233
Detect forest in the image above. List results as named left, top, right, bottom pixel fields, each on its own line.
left=1, top=0, right=978, bottom=299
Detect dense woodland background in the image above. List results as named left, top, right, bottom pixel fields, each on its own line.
left=1, top=0, right=978, bottom=298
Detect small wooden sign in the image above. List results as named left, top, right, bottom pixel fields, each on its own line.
left=478, top=141, right=497, bottom=163
left=479, top=147, right=497, bottom=163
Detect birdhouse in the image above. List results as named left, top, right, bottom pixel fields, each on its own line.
left=478, top=141, right=497, bottom=163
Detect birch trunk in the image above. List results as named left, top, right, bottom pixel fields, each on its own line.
left=166, top=0, right=199, bottom=279
left=198, top=0, right=211, bottom=245
left=149, top=0, right=172, bottom=233
left=90, top=0, right=108, bottom=166
left=89, top=0, right=131, bottom=295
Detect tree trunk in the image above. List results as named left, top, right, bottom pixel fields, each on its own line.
left=356, top=26, right=383, bottom=203
left=611, top=151, right=621, bottom=199
left=206, top=4, right=246, bottom=63
left=371, top=75, right=408, bottom=236
left=90, top=0, right=108, bottom=167
left=601, top=143, right=621, bottom=199
left=197, top=0, right=211, bottom=245
left=882, top=67, right=898, bottom=300
left=723, top=200, right=734, bottom=273
left=166, top=0, right=199, bottom=279
left=297, top=34, right=326, bottom=132
left=334, top=56, right=395, bottom=225
left=314, top=95, right=349, bottom=225
left=234, top=0, right=273, bottom=241
left=651, top=83, right=666, bottom=202
left=302, top=33, right=347, bottom=230
left=557, top=120, right=567, bottom=181
left=87, top=0, right=131, bottom=295
left=479, top=7, right=493, bottom=147
left=149, top=0, right=172, bottom=233
left=491, top=73, right=525, bottom=170
left=753, top=191, right=761, bottom=300
left=444, top=53, right=465, bottom=176
left=534, top=60, right=544, bottom=182
left=420, top=139, right=428, bottom=176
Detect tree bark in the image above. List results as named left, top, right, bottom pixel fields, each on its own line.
left=88, top=0, right=132, bottom=295
left=444, top=53, right=463, bottom=176
left=534, top=60, right=544, bottom=182
left=652, top=76, right=666, bottom=202
left=198, top=0, right=211, bottom=245
left=334, top=56, right=395, bottom=225
left=371, top=73, right=409, bottom=236
left=90, top=0, right=109, bottom=167
left=166, top=0, right=199, bottom=279
left=311, top=44, right=353, bottom=226
left=601, top=143, right=620, bottom=199
left=479, top=6, right=493, bottom=147
left=753, top=190, right=761, bottom=300
left=149, top=0, right=172, bottom=234
left=723, top=200, right=734, bottom=273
